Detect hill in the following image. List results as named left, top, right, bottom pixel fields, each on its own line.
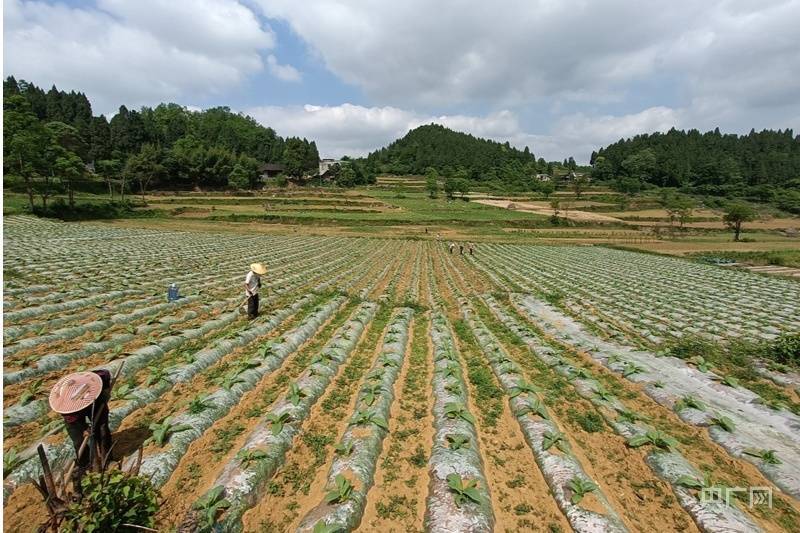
left=591, top=128, right=800, bottom=212
left=364, top=124, right=574, bottom=188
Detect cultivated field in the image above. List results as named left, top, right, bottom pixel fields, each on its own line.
left=3, top=215, right=800, bottom=532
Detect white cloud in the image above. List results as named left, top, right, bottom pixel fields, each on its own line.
left=266, top=55, right=301, bottom=82
left=247, top=103, right=680, bottom=162
left=3, top=0, right=276, bottom=113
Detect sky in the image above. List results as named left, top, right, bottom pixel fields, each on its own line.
left=4, top=0, right=800, bottom=162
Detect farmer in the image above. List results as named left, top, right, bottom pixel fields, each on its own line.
left=245, top=262, right=267, bottom=319
left=49, top=370, right=112, bottom=493
left=459, top=243, right=464, bottom=255
left=469, top=242, right=475, bottom=255
left=449, top=242, right=455, bottom=254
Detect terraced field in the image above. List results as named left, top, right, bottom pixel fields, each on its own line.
left=3, top=215, right=800, bottom=532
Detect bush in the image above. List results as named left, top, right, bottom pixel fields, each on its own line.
left=62, top=470, right=158, bottom=532
left=765, top=334, right=800, bottom=368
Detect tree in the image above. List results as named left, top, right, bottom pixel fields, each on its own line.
left=54, top=151, right=85, bottom=208
left=663, top=194, right=693, bottom=230
left=723, top=203, right=756, bottom=241
left=125, top=144, right=165, bottom=204
left=572, top=174, right=588, bottom=198
left=443, top=177, right=457, bottom=200
left=96, top=159, right=122, bottom=199
left=455, top=178, right=470, bottom=200
left=550, top=199, right=561, bottom=223
left=538, top=180, right=555, bottom=198
left=426, top=168, right=439, bottom=198
left=622, top=148, right=656, bottom=181
left=4, top=95, right=49, bottom=210
left=228, top=163, right=251, bottom=189
left=335, top=166, right=357, bottom=187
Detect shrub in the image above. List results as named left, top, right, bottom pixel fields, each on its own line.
left=62, top=470, right=158, bottom=532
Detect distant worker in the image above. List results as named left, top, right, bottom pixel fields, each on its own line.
left=469, top=242, right=475, bottom=255
left=49, top=370, right=113, bottom=493
left=449, top=242, right=455, bottom=254
left=245, top=263, right=267, bottom=319
left=459, top=243, right=464, bottom=255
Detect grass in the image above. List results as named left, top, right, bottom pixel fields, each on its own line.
left=452, top=319, right=504, bottom=427
left=687, top=249, right=800, bottom=268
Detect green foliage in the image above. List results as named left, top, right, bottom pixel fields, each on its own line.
left=187, top=393, right=214, bottom=414
left=509, top=378, right=541, bottom=398
left=627, top=429, right=679, bottom=451
left=324, top=474, right=354, bottom=504
left=426, top=168, right=439, bottom=198
left=743, top=448, right=781, bottom=465
left=446, top=473, right=483, bottom=507
left=351, top=409, right=390, bottom=431
left=361, top=382, right=383, bottom=407
left=622, top=362, right=644, bottom=378
left=147, top=417, right=193, bottom=447
left=446, top=434, right=471, bottom=450
left=313, top=521, right=344, bottom=533
left=567, top=477, right=598, bottom=504
left=710, top=415, right=736, bottom=432
left=111, top=383, right=136, bottom=402
left=723, top=202, right=757, bottom=241
left=287, top=383, right=307, bottom=406
left=3, top=448, right=22, bottom=479
left=236, top=448, right=268, bottom=468
left=333, top=440, right=354, bottom=457
left=765, top=334, right=800, bottom=367
left=19, top=378, right=44, bottom=405
left=193, top=485, right=231, bottom=531
left=266, top=412, right=292, bottom=435
left=542, top=431, right=569, bottom=453
left=62, top=470, right=158, bottom=532
left=515, top=397, right=549, bottom=420
left=444, top=402, right=476, bottom=425
left=675, top=395, right=705, bottom=412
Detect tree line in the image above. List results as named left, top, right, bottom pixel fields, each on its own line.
left=591, top=128, right=800, bottom=213
left=3, top=77, right=320, bottom=210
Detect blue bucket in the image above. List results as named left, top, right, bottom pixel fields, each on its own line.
left=167, top=283, right=179, bottom=302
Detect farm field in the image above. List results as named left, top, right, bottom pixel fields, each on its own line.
left=3, top=215, right=800, bottom=532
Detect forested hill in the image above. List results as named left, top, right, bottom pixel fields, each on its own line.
left=3, top=76, right=319, bottom=191
left=591, top=128, right=800, bottom=198
left=364, top=124, right=566, bottom=181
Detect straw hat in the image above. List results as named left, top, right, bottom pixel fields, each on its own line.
left=49, top=372, right=103, bottom=414
left=250, top=263, right=267, bottom=275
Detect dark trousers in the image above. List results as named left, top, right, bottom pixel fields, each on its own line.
left=247, top=294, right=259, bottom=318
left=65, top=404, right=111, bottom=479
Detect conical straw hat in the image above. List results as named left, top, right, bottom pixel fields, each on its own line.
left=49, top=372, right=103, bottom=414
left=250, top=263, right=267, bottom=275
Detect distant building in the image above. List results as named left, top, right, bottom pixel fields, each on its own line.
left=319, top=158, right=344, bottom=181
left=534, top=174, right=552, bottom=182
left=259, top=163, right=285, bottom=181
left=562, top=171, right=588, bottom=183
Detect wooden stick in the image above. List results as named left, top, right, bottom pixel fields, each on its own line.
left=37, top=445, right=58, bottom=501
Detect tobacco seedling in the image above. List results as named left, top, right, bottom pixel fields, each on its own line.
left=219, top=370, right=247, bottom=391
left=324, top=474, right=354, bottom=504
left=440, top=363, right=460, bottom=379
left=446, top=473, right=483, bottom=507
left=710, top=415, right=736, bottom=432
left=236, top=448, right=268, bottom=468
left=568, top=477, right=598, bottom=504
left=147, top=417, right=193, bottom=447
left=720, top=375, right=739, bottom=388
left=266, top=412, right=292, bottom=435
left=593, top=386, right=616, bottom=403
left=287, top=383, right=307, bottom=406
left=446, top=434, right=471, bottom=450
left=743, top=448, right=781, bottom=465
left=515, top=398, right=549, bottom=420
left=351, top=409, right=389, bottom=431
left=361, top=383, right=383, bottom=407
left=627, top=430, right=679, bottom=451
left=313, top=521, right=343, bottom=533
left=675, top=395, right=705, bottom=412
left=569, top=367, right=592, bottom=381
left=3, top=448, right=22, bottom=479
left=334, top=440, right=354, bottom=456
left=622, top=362, right=644, bottom=378
left=509, top=379, right=541, bottom=398
left=444, top=381, right=461, bottom=395
left=615, top=408, right=648, bottom=424
left=187, top=394, right=214, bottom=414
left=378, top=355, right=399, bottom=368
left=444, top=402, right=476, bottom=424
left=144, top=365, right=168, bottom=386
left=193, top=486, right=231, bottom=529
left=111, top=384, right=136, bottom=402
left=542, top=431, right=569, bottom=453
left=689, top=356, right=714, bottom=372
left=259, top=343, right=276, bottom=358
left=19, top=379, right=44, bottom=405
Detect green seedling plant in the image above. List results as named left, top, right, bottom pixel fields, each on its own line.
left=219, top=370, right=247, bottom=391
left=509, top=379, right=541, bottom=398
left=287, top=383, right=307, bottom=406
left=444, top=381, right=461, bottom=395
left=144, top=365, right=168, bottom=386
left=675, top=395, right=705, bottom=412
left=366, top=369, right=384, bottom=382
left=569, top=367, right=592, bottom=381
left=710, top=415, right=736, bottom=432
left=193, top=485, right=231, bottom=530
left=19, top=379, right=44, bottom=405
left=627, top=429, right=679, bottom=451
left=334, top=440, right=354, bottom=457
left=258, top=343, right=276, bottom=358
left=324, top=474, right=354, bottom=504
left=447, top=474, right=483, bottom=507
left=104, top=346, right=124, bottom=361
left=720, top=375, right=740, bottom=388
left=266, top=412, right=292, bottom=435
left=4, top=448, right=22, bottom=478
left=440, top=363, right=460, bottom=379
left=593, top=386, right=616, bottom=403
left=444, top=402, right=476, bottom=425
left=313, top=521, right=343, bottom=533
left=622, top=362, right=645, bottom=378
left=111, top=383, right=136, bottom=402
left=542, top=431, right=569, bottom=453
left=615, top=408, right=648, bottom=424
left=361, top=383, right=383, bottom=407
left=187, top=394, right=214, bottom=414
left=743, top=448, right=781, bottom=465
left=689, top=356, right=714, bottom=372
left=236, top=448, right=268, bottom=468
left=147, top=417, right=193, bottom=447
left=568, top=477, right=598, bottom=504
left=378, top=355, right=399, bottom=368
left=351, top=409, right=389, bottom=431
left=446, top=434, right=471, bottom=451
left=515, top=398, right=549, bottom=420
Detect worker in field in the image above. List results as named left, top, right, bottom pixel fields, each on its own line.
left=459, top=243, right=464, bottom=255
left=49, top=370, right=113, bottom=494
left=449, top=242, right=455, bottom=254
left=469, top=242, right=475, bottom=255
left=245, top=262, right=267, bottom=319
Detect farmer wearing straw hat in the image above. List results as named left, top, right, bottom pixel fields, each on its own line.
left=49, top=370, right=112, bottom=492
left=245, top=263, right=267, bottom=319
